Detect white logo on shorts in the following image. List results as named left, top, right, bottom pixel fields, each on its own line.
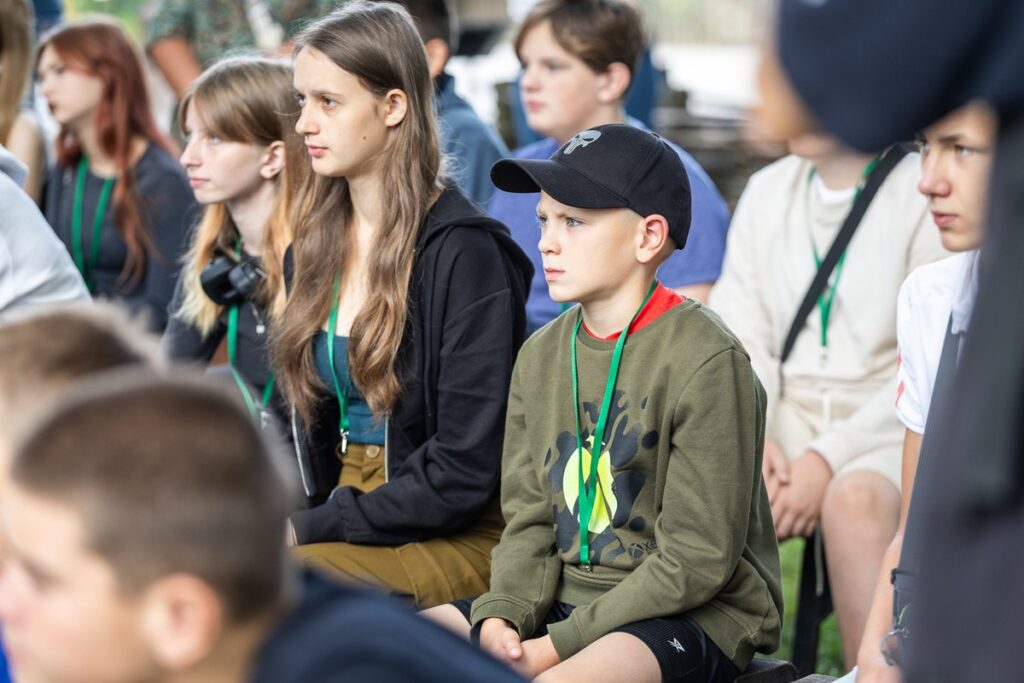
left=669, top=638, right=686, bottom=653
left=563, top=130, right=601, bottom=155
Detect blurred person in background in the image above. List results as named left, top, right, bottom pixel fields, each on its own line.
left=38, top=18, right=195, bottom=332
left=709, top=131, right=946, bottom=669
left=488, top=0, right=730, bottom=332
left=0, top=144, right=87, bottom=319
left=163, top=56, right=307, bottom=433
left=146, top=0, right=341, bottom=99
left=390, top=0, right=509, bottom=207
left=0, top=0, right=46, bottom=203
left=757, top=1, right=1024, bottom=680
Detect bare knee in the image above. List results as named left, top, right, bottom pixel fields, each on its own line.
left=822, top=471, right=899, bottom=533
left=420, top=604, right=471, bottom=639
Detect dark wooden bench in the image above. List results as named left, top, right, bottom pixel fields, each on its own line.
left=736, top=658, right=799, bottom=682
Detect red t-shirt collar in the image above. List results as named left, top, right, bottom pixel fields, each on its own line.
left=581, top=282, right=685, bottom=341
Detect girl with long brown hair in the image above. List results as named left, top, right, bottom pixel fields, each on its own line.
left=278, top=1, right=531, bottom=607
left=164, top=56, right=306, bottom=429
left=38, top=18, right=195, bottom=331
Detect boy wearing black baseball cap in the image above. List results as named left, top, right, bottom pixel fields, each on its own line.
left=423, top=124, right=782, bottom=682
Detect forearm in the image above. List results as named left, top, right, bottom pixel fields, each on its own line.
left=149, top=37, right=202, bottom=98
left=857, top=531, right=903, bottom=667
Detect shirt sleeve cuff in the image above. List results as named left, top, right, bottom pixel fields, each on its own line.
left=546, top=614, right=587, bottom=661
left=469, top=595, right=540, bottom=638
left=289, top=494, right=344, bottom=545
left=807, top=431, right=854, bottom=474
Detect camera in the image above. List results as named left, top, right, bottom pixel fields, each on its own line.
left=200, top=251, right=266, bottom=306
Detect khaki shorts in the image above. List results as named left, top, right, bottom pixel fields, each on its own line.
left=772, top=392, right=902, bottom=491
left=292, top=443, right=503, bottom=608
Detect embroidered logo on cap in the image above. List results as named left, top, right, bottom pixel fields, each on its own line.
left=563, top=129, right=601, bottom=155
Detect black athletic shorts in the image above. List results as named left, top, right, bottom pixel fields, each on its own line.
left=451, top=598, right=739, bottom=683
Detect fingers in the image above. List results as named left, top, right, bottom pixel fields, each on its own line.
left=773, top=452, right=791, bottom=484
left=501, top=627, right=523, bottom=660
left=775, top=507, right=796, bottom=540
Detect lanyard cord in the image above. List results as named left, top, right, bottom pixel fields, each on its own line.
left=71, top=156, right=114, bottom=293
left=571, top=280, right=658, bottom=568
left=807, top=155, right=881, bottom=350
left=326, top=273, right=351, bottom=453
left=225, top=240, right=275, bottom=422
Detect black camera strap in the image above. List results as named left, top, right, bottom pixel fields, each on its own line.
left=780, top=144, right=908, bottom=364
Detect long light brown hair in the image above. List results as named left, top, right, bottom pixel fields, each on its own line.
left=274, top=1, right=442, bottom=423
left=175, top=57, right=306, bottom=335
left=38, top=18, right=176, bottom=284
left=0, top=0, right=33, bottom=143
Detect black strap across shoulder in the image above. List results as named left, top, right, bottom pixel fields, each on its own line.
left=780, top=144, right=909, bottom=364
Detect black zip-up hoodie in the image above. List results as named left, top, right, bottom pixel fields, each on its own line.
left=289, top=186, right=533, bottom=545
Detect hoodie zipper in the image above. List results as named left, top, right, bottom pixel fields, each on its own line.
left=384, top=414, right=391, bottom=483
left=290, top=407, right=315, bottom=497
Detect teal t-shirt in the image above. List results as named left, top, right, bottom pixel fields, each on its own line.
left=312, top=332, right=385, bottom=446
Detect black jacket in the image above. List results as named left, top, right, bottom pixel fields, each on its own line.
left=289, top=187, right=532, bottom=545
left=250, top=570, right=526, bottom=683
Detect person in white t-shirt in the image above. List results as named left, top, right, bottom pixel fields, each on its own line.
left=0, top=144, right=89, bottom=319
left=849, top=101, right=997, bottom=683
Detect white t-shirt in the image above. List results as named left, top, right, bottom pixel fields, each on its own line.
left=0, top=145, right=90, bottom=319
left=895, top=250, right=979, bottom=433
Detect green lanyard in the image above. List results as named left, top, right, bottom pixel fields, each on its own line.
left=326, top=273, right=351, bottom=453
left=807, top=156, right=881, bottom=352
left=71, top=156, right=115, bottom=293
left=571, top=280, right=657, bottom=569
left=225, top=242, right=275, bottom=426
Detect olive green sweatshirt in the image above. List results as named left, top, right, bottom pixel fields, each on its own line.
left=470, top=299, right=782, bottom=669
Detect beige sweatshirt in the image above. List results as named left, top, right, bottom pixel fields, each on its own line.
left=708, top=153, right=948, bottom=473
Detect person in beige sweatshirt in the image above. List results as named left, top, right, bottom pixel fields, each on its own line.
left=708, top=133, right=947, bottom=667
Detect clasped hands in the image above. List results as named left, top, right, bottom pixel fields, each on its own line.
left=480, top=617, right=560, bottom=680
left=762, top=439, right=832, bottom=539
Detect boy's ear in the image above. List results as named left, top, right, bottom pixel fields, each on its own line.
left=597, top=62, right=632, bottom=105
left=635, top=213, right=670, bottom=265
left=259, top=141, right=286, bottom=180
left=423, top=38, right=450, bottom=80
left=382, top=88, right=409, bottom=128
left=141, top=574, right=226, bottom=672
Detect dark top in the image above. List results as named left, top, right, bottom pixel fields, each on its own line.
left=288, top=186, right=533, bottom=546
left=162, top=275, right=284, bottom=428
left=249, top=570, right=525, bottom=683
left=778, top=0, right=1024, bottom=151
left=312, top=332, right=385, bottom=445
left=43, top=144, right=197, bottom=331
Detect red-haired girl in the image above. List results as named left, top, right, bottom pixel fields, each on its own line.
left=38, top=18, right=195, bottom=330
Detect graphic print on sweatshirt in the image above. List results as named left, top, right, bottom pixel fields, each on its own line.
left=546, top=389, right=659, bottom=565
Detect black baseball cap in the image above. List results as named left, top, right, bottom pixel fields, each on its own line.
left=490, top=124, right=692, bottom=249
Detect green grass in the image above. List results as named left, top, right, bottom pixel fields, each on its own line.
left=774, top=538, right=846, bottom=677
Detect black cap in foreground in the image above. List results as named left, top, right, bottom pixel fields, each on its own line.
left=491, top=124, right=692, bottom=249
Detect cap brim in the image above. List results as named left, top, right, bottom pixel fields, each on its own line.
left=490, top=158, right=629, bottom=210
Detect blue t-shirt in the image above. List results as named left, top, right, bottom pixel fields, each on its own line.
left=312, top=332, right=385, bottom=446
left=436, top=73, right=509, bottom=207
left=487, top=118, right=730, bottom=332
